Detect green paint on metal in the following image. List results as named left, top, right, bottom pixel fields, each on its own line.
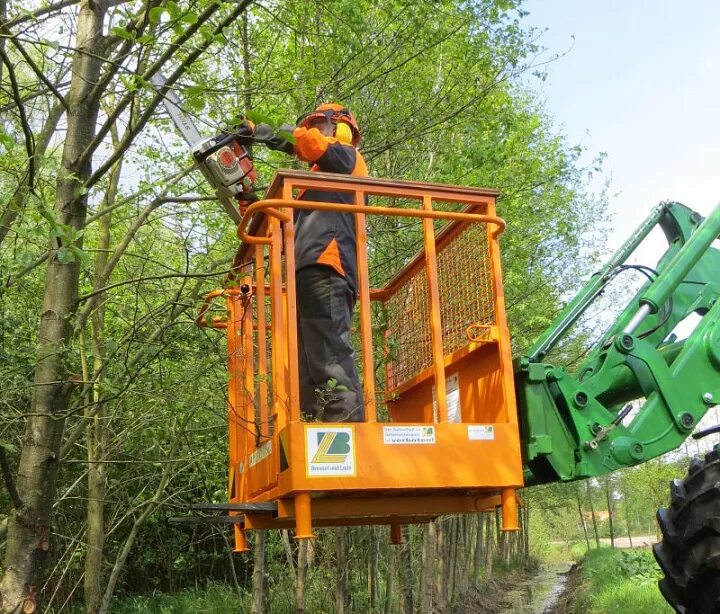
left=518, top=202, right=720, bottom=486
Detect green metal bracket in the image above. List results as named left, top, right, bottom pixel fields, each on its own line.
left=518, top=202, right=720, bottom=486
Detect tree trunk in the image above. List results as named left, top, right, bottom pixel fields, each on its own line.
left=383, top=548, right=394, bottom=614
left=447, top=517, right=459, bottom=606
left=335, top=528, right=349, bottom=614
left=585, top=480, right=600, bottom=548
left=604, top=476, right=615, bottom=548
left=83, top=116, right=122, bottom=614
left=473, top=513, right=484, bottom=587
left=484, top=512, right=494, bottom=578
left=623, top=489, right=634, bottom=548
left=368, top=527, right=379, bottom=611
left=398, top=526, right=414, bottom=614
left=523, top=493, right=530, bottom=559
left=295, top=539, right=309, bottom=614
left=251, top=530, right=268, bottom=614
left=575, top=486, right=591, bottom=552
left=420, top=521, right=436, bottom=613
left=434, top=520, right=446, bottom=613
left=0, top=3, right=105, bottom=611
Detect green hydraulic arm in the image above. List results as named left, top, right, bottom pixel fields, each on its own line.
left=516, top=201, right=720, bottom=485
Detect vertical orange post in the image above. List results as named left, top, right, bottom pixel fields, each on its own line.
left=390, top=524, right=403, bottom=545
left=269, top=215, right=288, bottom=431
left=501, top=488, right=519, bottom=531
left=354, top=191, right=376, bottom=422
left=282, top=180, right=301, bottom=424
left=226, top=292, right=239, bottom=500
left=233, top=524, right=250, bottom=552
left=294, top=492, right=314, bottom=540
left=242, top=275, right=255, bottom=458
left=255, top=244, right=269, bottom=438
left=485, top=197, right=516, bottom=424
left=421, top=195, right=448, bottom=422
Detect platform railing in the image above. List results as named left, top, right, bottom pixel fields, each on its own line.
left=195, top=171, right=514, bottom=540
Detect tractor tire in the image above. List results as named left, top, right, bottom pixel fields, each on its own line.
left=654, top=446, right=720, bottom=614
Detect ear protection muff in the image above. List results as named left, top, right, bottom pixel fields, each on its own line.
left=334, top=122, right=353, bottom=145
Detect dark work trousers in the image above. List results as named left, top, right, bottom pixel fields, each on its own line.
left=295, top=265, right=365, bottom=422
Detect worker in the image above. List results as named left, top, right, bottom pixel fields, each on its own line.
left=250, top=104, right=368, bottom=422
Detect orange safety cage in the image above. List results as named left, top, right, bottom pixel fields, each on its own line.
left=196, top=170, right=523, bottom=551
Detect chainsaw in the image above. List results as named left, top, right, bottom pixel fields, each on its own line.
left=150, top=74, right=257, bottom=225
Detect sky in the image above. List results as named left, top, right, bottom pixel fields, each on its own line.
left=521, top=1, right=720, bottom=259
left=519, top=3, right=720, bottom=440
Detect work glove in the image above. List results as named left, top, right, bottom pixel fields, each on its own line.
left=232, top=119, right=255, bottom=138
left=253, top=123, right=295, bottom=155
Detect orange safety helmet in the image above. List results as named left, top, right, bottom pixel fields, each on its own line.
left=296, top=103, right=361, bottom=146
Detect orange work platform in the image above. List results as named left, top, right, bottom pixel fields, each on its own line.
left=197, top=170, right=523, bottom=551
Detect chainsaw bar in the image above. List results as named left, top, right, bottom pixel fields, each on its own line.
left=150, top=73, right=204, bottom=147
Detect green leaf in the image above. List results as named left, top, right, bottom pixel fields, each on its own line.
left=56, top=246, right=74, bottom=264
left=0, top=132, right=14, bottom=149
left=69, top=245, right=90, bottom=266
left=245, top=110, right=276, bottom=126
left=181, top=11, right=198, bottom=24
left=148, top=6, right=166, bottom=23
left=110, top=26, right=135, bottom=40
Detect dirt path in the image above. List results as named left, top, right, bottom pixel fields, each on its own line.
left=599, top=535, right=657, bottom=548
left=552, top=535, right=657, bottom=549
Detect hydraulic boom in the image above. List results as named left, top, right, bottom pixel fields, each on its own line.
left=516, top=201, right=720, bottom=485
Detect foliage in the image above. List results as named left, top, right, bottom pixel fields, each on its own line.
left=573, top=548, right=671, bottom=614
left=106, top=582, right=249, bottom=614
left=0, top=0, right=615, bottom=609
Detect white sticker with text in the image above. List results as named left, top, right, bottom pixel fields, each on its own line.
left=383, top=425, right=436, bottom=445
left=468, top=425, right=495, bottom=441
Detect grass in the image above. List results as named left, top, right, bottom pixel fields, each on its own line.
left=108, top=583, right=250, bottom=614
left=573, top=547, right=672, bottom=614
left=542, top=540, right=589, bottom=563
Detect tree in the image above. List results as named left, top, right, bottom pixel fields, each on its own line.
left=0, top=0, right=609, bottom=609
left=0, top=1, right=252, bottom=610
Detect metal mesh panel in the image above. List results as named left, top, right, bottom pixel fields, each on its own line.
left=385, top=222, right=496, bottom=389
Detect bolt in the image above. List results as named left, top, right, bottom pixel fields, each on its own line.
left=620, top=334, right=634, bottom=351
left=703, top=392, right=714, bottom=404
left=584, top=440, right=598, bottom=451
left=681, top=413, right=695, bottom=428
left=574, top=391, right=588, bottom=408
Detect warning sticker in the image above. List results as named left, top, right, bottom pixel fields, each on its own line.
left=432, top=372, right=461, bottom=423
left=468, top=425, right=495, bottom=441
left=249, top=441, right=272, bottom=467
left=383, top=426, right=436, bottom=445
left=306, top=426, right=356, bottom=477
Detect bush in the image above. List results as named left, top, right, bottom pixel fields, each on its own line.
left=574, top=548, right=671, bottom=614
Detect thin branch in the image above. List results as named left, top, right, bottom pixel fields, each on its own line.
left=1, top=0, right=129, bottom=30
left=80, top=0, right=227, bottom=167
left=85, top=0, right=254, bottom=187
left=0, top=44, right=35, bottom=188
left=89, top=0, right=162, bottom=105
left=76, top=266, right=236, bottom=303
left=0, top=445, right=22, bottom=509
left=7, top=35, right=68, bottom=109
